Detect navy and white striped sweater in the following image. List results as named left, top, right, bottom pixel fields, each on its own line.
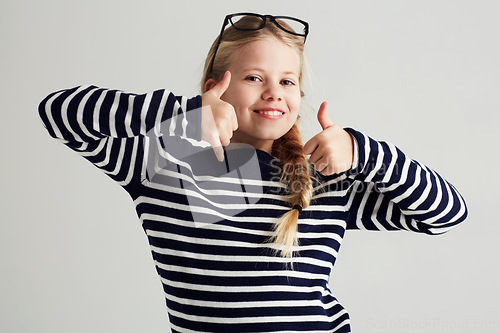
left=39, top=85, right=467, bottom=333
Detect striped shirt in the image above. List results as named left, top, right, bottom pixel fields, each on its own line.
left=39, top=85, right=467, bottom=333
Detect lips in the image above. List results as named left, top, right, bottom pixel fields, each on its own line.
left=255, top=110, right=284, bottom=115
left=253, top=108, right=286, bottom=120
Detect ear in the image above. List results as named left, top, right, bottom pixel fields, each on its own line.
left=204, top=78, right=218, bottom=93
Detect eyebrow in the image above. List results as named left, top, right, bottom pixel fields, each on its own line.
left=242, top=67, right=299, bottom=76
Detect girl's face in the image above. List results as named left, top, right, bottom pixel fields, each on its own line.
left=222, top=36, right=302, bottom=153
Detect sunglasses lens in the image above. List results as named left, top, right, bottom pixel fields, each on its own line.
left=274, top=17, right=308, bottom=37
left=229, top=14, right=265, bottom=30
left=229, top=14, right=307, bottom=37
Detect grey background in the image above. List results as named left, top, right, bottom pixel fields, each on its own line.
left=1, top=0, right=498, bottom=332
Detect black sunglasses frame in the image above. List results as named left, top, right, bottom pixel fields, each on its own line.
left=208, top=12, right=309, bottom=74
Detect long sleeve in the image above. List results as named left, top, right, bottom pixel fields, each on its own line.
left=344, top=128, right=468, bottom=234
left=39, top=85, right=202, bottom=190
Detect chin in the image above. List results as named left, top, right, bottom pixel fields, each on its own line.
left=258, top=127, right=290, bottom=138
left=258, top=132, right=286, bottom=141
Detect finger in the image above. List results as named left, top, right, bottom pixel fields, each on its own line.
left=321, top=166, right=334, bottom=176
left=216, top=116, right=234, bottom=145
left=204, top=131, right=225, bottom=162
left=218, top=128, right=232, bottom=147
left=309, top=147, right=323, bottom=166
left=303, top=136, right=319, bottom=155
left=317, top=101, right=334, bottom=130
left=204, top=134, right=225, bottom=162
left=231, top=111, right=238, bottom=131
left=315, top=156, right=330, bottom=174
left=210, top=71, right=231, bottom=98
left=213, top=144, right=224, bottom=162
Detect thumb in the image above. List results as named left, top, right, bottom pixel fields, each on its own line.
left=210, top=71, right=231, bottom=98
left=317, top=101, right=334, bottom=130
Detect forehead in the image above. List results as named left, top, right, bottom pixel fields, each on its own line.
left=229, top=37, right=301, bottom=75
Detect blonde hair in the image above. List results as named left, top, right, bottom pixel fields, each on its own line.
left=201, top=15, right=313, bottom=257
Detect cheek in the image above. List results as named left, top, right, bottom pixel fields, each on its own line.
left=290, top=95, right=301, bottom=115
left=224, top=86, right=252, bottom=108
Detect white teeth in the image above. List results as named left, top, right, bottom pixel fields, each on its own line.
left=257, top=111, right=283, bottom=116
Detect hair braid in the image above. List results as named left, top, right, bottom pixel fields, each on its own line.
left=270, top=123, right=313, bottom=257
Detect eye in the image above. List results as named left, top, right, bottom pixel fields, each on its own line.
left=281, top=79, right=296, bottom=86
left=245, top=75, right=262, bottom=82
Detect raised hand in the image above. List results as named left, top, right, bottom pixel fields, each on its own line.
left=303, top=101, right=354, bottom=176
left=201, top=71, right=239, bottom=161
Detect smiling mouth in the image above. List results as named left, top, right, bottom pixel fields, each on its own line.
left=253, top=110, right=285, bottom=115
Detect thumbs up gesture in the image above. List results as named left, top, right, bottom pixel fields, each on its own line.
left=303, top=102, right=354, bottom=176
left=201, top=71, right=239, bottom=161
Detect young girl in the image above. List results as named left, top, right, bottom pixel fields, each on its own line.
left=39, top=13, right=467, bottom=333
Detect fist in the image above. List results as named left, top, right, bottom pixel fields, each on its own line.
left=201, top=71, right=238, bottom=161
left=303, top=102, right=354, bottom=176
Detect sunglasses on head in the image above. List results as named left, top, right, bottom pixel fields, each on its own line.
left=208, top=13, right=309, bottom=74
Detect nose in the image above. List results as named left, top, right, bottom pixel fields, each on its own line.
left=261, top=83, right=282, bottom=102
